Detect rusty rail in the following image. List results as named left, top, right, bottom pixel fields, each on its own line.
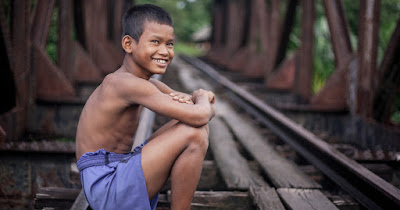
left=181, top=55, right=400, bottom=210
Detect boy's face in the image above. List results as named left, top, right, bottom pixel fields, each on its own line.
left=130, top=21, right=175, bottom=78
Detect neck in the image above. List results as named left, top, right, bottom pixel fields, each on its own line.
left=122, top=54, right=152, bottom=80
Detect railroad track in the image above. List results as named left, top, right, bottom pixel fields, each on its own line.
left=180, top=55, right=400, bottom=210
left=35, top=55, right=400, bottom=209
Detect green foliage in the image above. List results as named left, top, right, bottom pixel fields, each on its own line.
left=46, top=5, right=59, bottom=63
left=55, top=137, right=75, bottom=142
left=174, top=42, right=206, bottom=56
left=392, top=93, right=400, bottom=124
left=312, top=2, right=335, bottom=93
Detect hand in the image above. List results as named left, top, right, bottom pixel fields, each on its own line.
left=169, top=92, right=194, bottom=104
left=192, top=89, right=216, bottom=104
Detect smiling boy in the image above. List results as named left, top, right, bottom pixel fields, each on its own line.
left=75, top=4, right=215, bottom=210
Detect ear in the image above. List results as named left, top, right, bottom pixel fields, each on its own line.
left=121, top=35, right=136, bottom=53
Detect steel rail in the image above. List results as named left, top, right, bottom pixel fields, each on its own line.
left=181, top=55, right=400, bottom=209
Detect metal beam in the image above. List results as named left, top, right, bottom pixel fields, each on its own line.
left=323, top=0, right=353, bottom=66
left=356, top=0, right=380, bottom=118
left=373, top=17, right=400, bottom=122
left=295, top=0, right=315, bottom=101
left=31, top=0, right=55, bottom=48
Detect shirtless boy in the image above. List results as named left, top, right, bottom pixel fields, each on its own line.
left=75, top=4, right=215, bottom=210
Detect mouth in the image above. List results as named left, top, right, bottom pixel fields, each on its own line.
left=152, top=58, right=168, bottom=65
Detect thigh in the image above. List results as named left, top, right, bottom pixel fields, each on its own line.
left=147, top=119, right=178, bottom=141
left=141, top=122, right=197, bottom=198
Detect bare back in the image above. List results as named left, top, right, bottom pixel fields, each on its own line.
left=76, top=70, right=142, bottom=159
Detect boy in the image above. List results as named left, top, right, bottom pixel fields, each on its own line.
left=75, top=4, right=215, bottom=210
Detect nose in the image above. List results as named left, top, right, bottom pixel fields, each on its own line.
left=158, top=45, right=169, bottom=56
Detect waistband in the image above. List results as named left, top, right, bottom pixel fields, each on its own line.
left=77, top=141, right=147, bottom=172
left=77, top=152, right=139, bottom=172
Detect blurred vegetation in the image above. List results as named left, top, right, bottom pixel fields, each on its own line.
left=46, top=5, right=59, bottom=64
left=287, top=0, right=400, bottom=123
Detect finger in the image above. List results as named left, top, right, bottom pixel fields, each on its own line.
left=169, top=93, right=176, bottom=97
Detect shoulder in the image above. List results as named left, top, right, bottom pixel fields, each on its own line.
left=102, top=72, right=160, bottom=101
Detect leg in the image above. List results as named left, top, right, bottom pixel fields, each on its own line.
left=147, top=119, right=178, bottom=141
left=141, top=122, right=209, bottom=209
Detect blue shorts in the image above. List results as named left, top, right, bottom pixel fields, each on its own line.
left=77, top=141, right=158, bottom=210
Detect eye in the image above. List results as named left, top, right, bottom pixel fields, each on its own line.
left=167, top=42, right=174, bottom=47
left=151, top=40, right=159, bottom=44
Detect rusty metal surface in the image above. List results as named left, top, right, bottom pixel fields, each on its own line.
left=295, top=0, right=315, bottom=101
left=58, top=0, right=74, bottom=81
left=82, top=0, right=122, bottom=74
left=72, top=41, right=103, bottom=83
left=0, top=140, right=75, bottom=153
left=276, top=0, right=298, bottom=67
left=243, top=0, right=269, bottom=78
left=323, top=0, right=353, bottom=66
left=311, top=56, right=354, bottom=110
left=373, top=17, right=400, bottom=122
left=33, top=44, right=76, bottom=98
left=356, top=0, right=380, bottom=118
left=0, top=151, right=79, bottom=209
left=31, top=0, right=55, bottom=48
left=265, top=52, right=296, bottom=90
left=10, top=0, right=32, bottom=141
left=264, top=0, right=281, bottom=76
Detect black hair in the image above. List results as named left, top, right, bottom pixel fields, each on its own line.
left=122, top=4, right=173, bottom=42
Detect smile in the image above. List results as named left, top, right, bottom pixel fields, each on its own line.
left=153, top=59, right=167, bottom=64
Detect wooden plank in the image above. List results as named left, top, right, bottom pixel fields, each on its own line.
left=35, top=187, right=80, bottom=209
left=209, top=116, right=268, bottom=190
left=176, top=56, right=318, bottom=189
left=70, top=190, right=89, bottom=210
left=38, top=161, right=225, bottom=209
left=249, top=186, right=285, bottom=210
left=165, top=191, right=253, bottom=209
left=181, top=56, right=400, bottom=208
left=216, top=101, right=321, bottom=189
left=277, top=188, right=338, bottom=210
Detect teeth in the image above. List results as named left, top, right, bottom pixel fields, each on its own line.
left=154, top=59, right=167, bottom=64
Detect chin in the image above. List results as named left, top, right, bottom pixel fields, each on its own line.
left=155, top=67, right=168, bottom=74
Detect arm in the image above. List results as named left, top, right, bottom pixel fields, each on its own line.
left=119, top=76, right=214, bottom=127
left=149, top=78, right=174, bottom=94
left=150, top=78, right=193, bottom=104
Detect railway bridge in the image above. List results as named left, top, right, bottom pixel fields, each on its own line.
left=0, top=0, right=400, bottom=209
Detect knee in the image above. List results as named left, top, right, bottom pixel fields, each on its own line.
left=177, top=123, right=209, bottom=154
